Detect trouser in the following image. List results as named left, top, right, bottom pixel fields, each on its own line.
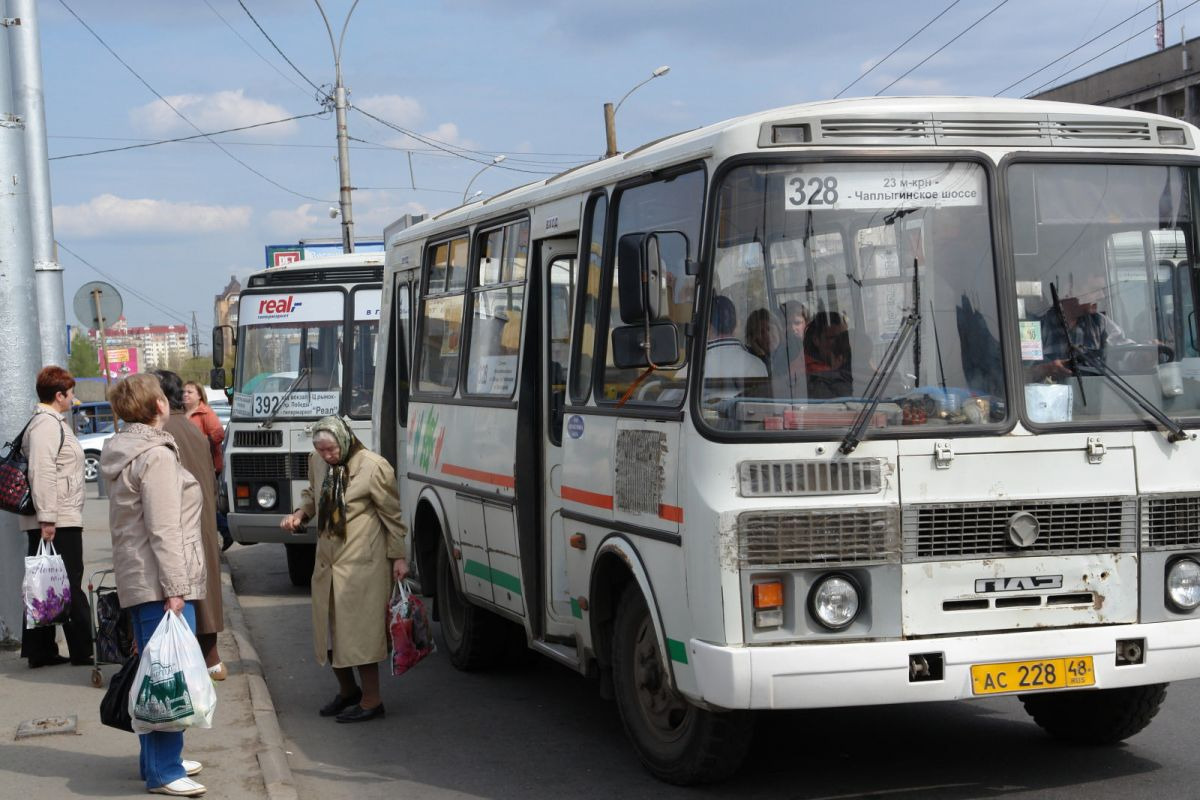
left=130, top=601, right=197, bottom=789
left=21, top=527, right=92, bottom=663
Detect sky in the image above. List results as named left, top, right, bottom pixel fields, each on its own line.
left=21, top=0, right=1200, bottom=339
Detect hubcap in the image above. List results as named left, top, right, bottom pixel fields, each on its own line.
left=631, top=616, right=690, bottom=738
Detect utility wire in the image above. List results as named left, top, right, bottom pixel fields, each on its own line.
left=875, top=0, right=1011, bottom=95
left=201, top=0, right=314, bottom=99
left=56, top=0, right=334, bottom=203
left=236, top=0, right=324, bottom=95
left=836, top=0, right=963, bottom=98
left=50, top=112, right=326, bottom=160
left=1024, top=0, right=1200, bottom=96
left=994, top=1, right=1158, bottom=96
left=347, top=135, right=585, bottom=168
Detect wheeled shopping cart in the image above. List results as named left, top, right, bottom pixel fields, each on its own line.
left=87, top=568, right=133, bottom=688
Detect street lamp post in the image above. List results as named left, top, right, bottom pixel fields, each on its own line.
left=314, top=0, right=360, bottom=254
left=463, top=154, right=507, bottom=204
left=604, top=65, right=670, bottom=158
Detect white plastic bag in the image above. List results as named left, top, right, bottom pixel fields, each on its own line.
left=23, top=540, right=70, bottom=627
left=129, top=610, right=217, bottom=734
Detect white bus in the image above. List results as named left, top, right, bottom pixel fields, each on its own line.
left=373, top=97, right=1200, bottom=783
left=214, top=252, right=384, bottom=585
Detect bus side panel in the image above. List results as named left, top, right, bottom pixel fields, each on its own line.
left=561, top=413, right=616, bottom=521
left=612, top=419, right=681, bottom=535
left=455, top=496, right=494, bottom=602
left=483, top=502, right=525, bottom=616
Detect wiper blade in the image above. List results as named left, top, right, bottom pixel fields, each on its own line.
left=1048, top=282, right=1087, bottom=407
left=261, top=368, right=310, bottom=429
left=1074, top=349, right=1191, bottom=443
left=839, top=309, right=920, bottom=455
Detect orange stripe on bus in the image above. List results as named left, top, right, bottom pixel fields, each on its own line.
left=659, top=504, right=684, bottom=523
left=441, top=463, right=515, bottom=489
left=561, top=485, right=613, bottom=510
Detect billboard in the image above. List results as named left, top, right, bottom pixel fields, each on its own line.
left=265, top=240, right=384, bottom=268
left=100, top=346, right=140, bottom=380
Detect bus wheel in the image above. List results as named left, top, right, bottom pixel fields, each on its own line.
left=436, top=545, right=504, bottom=671
left=1019, top=683, right=1168, bottom=744
left=611, top=589, right=752, bottom=785
left=284, top=543, right=315, bottom=588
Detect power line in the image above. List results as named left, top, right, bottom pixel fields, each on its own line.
left=200, top=0, right=315, bottom=99
left=1024, top=0, right=1200, bottom=96
left=49, top=112, right=326, bottom=160
left=347, top=135, right=584, bottom=169
left=56, top=0, right=334, bottom=204
left=994, top=1, right=1159, bottom=96
left=235, top=0, right=324, bottom=95
left=835, top=0, right=963, bottom=98
left=875, top=0, right=1011, bottom=96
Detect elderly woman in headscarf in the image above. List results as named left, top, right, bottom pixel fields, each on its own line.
left=280, top=416, right=407, bottom=723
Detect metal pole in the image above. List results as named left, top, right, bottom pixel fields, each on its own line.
left=603, top=102, right=617, bottom=158
left=92, top=288, right=110, bottom=387
left=0, top=12, right=42, bottom=645
left=334, top=82, right=354, bottom=253
left=8, top=0, right=65, bottom=367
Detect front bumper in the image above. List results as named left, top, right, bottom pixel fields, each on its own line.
left=689, top=618, right=1200, bottom=710
left=228, top=512, right=315, bottom=545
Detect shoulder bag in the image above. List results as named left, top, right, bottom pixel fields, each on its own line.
left=0, top=414, right=66, bottom=516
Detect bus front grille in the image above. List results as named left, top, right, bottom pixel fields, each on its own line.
left=737, top=507, right=900, bottom=567
left=903, top=497, right=1136, bottom=561
left=1142, top=494, right=1200, bottom=550
left=230, top=453, right=309, bottom=481
left=233, top=430, right=283, bottom=448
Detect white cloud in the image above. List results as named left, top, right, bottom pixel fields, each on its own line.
left=130, top=90, right=298, bottom=137
left=424, top=122, right=476, bottom=150
left=54, top=194, right=251, bottom=237
left=354, top=94, right=424, bottom=127
left=263, top=204, right=330, bottom=238
left=264, top=196, right=430, bottom=240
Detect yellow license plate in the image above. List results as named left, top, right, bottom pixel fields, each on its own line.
left=970, top=656, right=1095, bottom=696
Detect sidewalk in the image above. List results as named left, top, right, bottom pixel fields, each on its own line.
left=1, top=484, right=297, bottom=799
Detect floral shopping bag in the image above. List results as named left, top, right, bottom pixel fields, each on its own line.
left=389, top=580, right=435, bottom=676
left=23, top=540, right=70, bottom=627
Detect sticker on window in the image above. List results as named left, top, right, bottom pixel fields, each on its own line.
left=1019, top=320, right=1043, bottom=361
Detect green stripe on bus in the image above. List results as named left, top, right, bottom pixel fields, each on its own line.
left=667, top=638, right=688, bottom=664
left=570, top=598, right=583, bottom=619
left=464, top=559, right=523, bottom=596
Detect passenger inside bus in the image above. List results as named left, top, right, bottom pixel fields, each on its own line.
left=803, top=311, right=853, bottom=399
left=705, top=296, right=767, bottom=381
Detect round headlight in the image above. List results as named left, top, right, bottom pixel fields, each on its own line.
left=256, top=485, right=278, bottom=510
left=809, top=574, right=861, bottom=630
left=1166, top=558, right=1200, bottom=611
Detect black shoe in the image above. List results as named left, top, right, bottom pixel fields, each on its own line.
left=318, top=688, right=362, bottom=717
left=70, top=658, right=93, bottom=666
left=28, top=654, right=70, bottom=668
left=335, top=703, right=385, bottom=723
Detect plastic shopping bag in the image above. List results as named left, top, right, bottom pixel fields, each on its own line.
left=22, top=540, right=70, bottom=627
left=389, top=580, right=435, bottom=676
left=129, top=610, right=217, bottom=734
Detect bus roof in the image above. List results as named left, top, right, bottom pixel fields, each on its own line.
left=386, top=96, right=1199, bottom=249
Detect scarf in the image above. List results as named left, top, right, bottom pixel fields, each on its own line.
left=313, top=416, right=364, bottom=540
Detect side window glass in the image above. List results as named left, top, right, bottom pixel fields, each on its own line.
left=466, top=220, right=529, bottom=396
left=394, top=278, right=411, bottom=424
left=548, top=255, right=577, bottom=445
left=417, top=236, right=467, bottom=394
left=570, top=194, right=607, bottom=403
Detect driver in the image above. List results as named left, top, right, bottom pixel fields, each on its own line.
left=1032, top=271, right=1131, bottom=380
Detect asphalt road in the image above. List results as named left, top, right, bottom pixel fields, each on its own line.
left=227, top=542, right=1200, bottom=800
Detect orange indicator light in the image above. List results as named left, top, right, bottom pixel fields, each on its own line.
left=753, top=581, right=784, bottom=609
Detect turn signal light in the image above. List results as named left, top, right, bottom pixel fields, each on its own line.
left=753, top=581, right=784, bottom=609
left=235, top=485, right=251, bottom=499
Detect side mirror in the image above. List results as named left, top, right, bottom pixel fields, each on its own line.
left=611, top=322, right=680, bottom=369
left=212, top=328, right=224, bottom=368
left=209, top=368, right=227, bottom=391
left=616, top=231, right=689, bottom=324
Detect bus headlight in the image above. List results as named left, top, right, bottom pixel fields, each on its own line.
left=809, top=574, right=861, bottom=631
left=1166, top=558, right=1200, bottom=612
left=256, top=485, right=278, bottom=510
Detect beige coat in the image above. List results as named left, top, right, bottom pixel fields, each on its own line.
left=164, top=411, right=223, bottom=635
left=18, top=405, right=85, bottom=530
left=99, top=423, right=206, bottom=609
left=299, top=448, right=407, bottom=668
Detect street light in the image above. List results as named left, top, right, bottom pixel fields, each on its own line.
left=463, top=154, right=507, bottom=204
left=314, top=0, right=361, bottom=253
left=604, top=65, right=670, bottom=158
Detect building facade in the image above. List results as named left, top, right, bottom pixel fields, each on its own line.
left=89, top=315, right=190, bottom=371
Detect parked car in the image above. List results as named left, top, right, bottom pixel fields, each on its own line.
left=79, top=428, right=116, bottom=483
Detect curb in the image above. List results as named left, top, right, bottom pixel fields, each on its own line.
left=220, top=562, right=299, bottom=800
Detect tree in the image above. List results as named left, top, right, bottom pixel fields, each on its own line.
left=68, top=331, right=100, bottom=377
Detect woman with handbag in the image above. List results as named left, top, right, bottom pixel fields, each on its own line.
left=279, top=416, right=408, bottom=723
left=100, top=374, right=208, bottom=798
left=19, top=366, right=90, bottom=668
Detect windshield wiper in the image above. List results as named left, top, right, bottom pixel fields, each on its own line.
left=1048, top=282, right=1088, bottom=407
left=1048, top=283, right=1189, bottom=443
left=839, top=307, right=920, bottom=455
left=260, top=368, right=310, bottom=429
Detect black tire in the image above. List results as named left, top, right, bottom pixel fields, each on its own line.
left=611, top=589, right=753, bottom=785
left=83, top=451, right=101, bottom=483
left=1020, top=683, right=1168, bottom=744
left=435, top=544, right=506, bottom=671
left=284, top=543, right=315, bottom=588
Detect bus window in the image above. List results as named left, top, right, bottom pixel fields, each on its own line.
left=601, top=170, right=703, bottom=406
left=548, top=255, right=577, bottom=444
left=417, top=235, right=468, bottom=394
left=348, top=288, right=381, bottom=418
left=570, top=193, right=607, bottom=404
left=466, top=220, right=529, bottom=396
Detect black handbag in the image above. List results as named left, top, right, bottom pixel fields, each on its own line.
left=0, top=419, right=35, bottom=515
left=100, top=652, right=140, bottom=732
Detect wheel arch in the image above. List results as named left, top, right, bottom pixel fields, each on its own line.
left=412, top=486, right=455, bottom=597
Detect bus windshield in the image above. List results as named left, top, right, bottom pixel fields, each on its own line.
left=701, top=160, right=1006, bottom=435
left=233, top=290, right=344, bottom=419
left=1010, top=162, right=1200, bottom=428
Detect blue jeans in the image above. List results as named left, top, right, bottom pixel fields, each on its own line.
left=130, top=601, right=197, bottom=789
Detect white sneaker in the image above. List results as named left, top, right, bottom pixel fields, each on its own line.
left=182, top=760, right=202, bottom=776
left=148, top=776, right=206, bottom=796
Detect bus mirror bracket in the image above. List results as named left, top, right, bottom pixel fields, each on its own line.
left=611, top=322, right=679, bottom=369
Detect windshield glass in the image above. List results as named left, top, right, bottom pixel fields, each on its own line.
left=233, top=290, right=344, bottom=419
left=701, top=161, right=1006, bottom=435
left=349, top=289, right=381, bottom=418
left=1009, top=163, right=1200, bottom=427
